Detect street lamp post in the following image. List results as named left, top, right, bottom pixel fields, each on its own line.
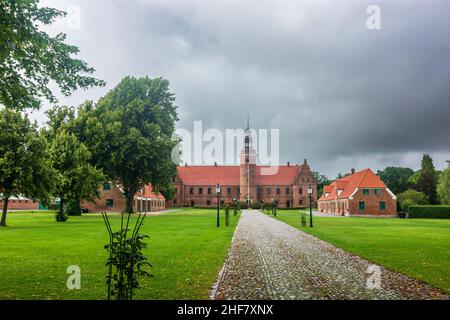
left=216, top=183, right=221, bottom=227
left=307, top=184, right=313, bottom=227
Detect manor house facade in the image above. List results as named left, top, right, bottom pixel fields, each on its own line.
left=167, top=127, right=317, bottom=208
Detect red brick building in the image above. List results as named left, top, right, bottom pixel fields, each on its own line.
left=167, top=129, right=317, bottom=208
left=318, top=168, right=397, bottom=216
left=81, top=183, right=165, bottom=213
left=0, top=197, right=40, bottom=210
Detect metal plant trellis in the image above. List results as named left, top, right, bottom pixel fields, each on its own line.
left=101, top=207, right=152, bottom=300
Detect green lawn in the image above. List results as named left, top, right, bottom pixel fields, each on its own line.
left=0, top=208, right=239, bottom=300
left=274, top=210, right=450, bottom=293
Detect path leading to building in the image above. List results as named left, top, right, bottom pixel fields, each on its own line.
left=213, top=210, right=448, bottom=300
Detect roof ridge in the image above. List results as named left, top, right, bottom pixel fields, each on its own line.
left=355, top=168, right=370, bottom=188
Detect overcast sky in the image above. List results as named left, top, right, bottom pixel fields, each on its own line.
left=35, top=0, right=450, bottom=178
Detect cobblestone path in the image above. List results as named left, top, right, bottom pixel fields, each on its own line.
left=213, top=210, right=448, bottom=300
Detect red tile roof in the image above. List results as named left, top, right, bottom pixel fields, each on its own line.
left=138, top=184, right=165, bottom=200
left=318, top=168, right=388, bottom=201
left=176, top=165, right=305, bottom=186
left=177, top=166, right=241, bottom=185
left=255, top=166, right=302, bottom=185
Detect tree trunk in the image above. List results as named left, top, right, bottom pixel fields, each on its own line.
left=124, top=186, right=136, bottom=214
left=0, top=197, right=9, bottom=227
left=59, top=197, right=64, bottom=215
left=126, top=192, right=134, bottom=214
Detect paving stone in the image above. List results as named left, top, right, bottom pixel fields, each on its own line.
left=213, top=210, right=448, bottom=300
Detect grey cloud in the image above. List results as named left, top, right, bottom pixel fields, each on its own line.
left=35, top=0, right=450, bottom=177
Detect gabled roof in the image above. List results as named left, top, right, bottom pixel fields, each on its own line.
left=318, top=168, right=388, bottom=201
left=176, top=164, right=305, bottom=186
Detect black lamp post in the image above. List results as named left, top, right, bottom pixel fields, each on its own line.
left=216, top=183, right=221, bottom=227
left=307, top=184, right=313, bottom=227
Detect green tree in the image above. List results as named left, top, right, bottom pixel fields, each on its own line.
left=377, top=167, right=414, bottom=195
left=397, top=189, right=428, bottom=211
left=77, top=76, right=178, bottom=213
left=312, top=171, right=332, bottom=198
left=0, top=109, right=53, bottom=226
left=44, top=105, right=76, bottom=142
left=158, top=184, right=176, bottom=201
left=50, top=130, right=104, bottom=219
left=408, top=170, right=421, bottom=186
left=437, top=162, right=450, bottom=205
left=0, top=0, right=104, bottom=110
left=416, top=154, right=438, bottom=204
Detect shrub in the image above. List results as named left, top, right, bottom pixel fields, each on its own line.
left=397, top=189, right=428, bottom=211
left=264, top=202, right=273, bottom=210
left=225, top=205, right=230, bottom=226
left=102, top=211, right=151, bottom=300
left=55, top=211, right=68, bottom=222
left=400, top=199, right=416, bottom=212
left=251, top=201, right=262, bottom=209
left=301, top=211, right=307, bottom=227
left=239, top=201, right=249, bottom=209
left=408, top=205, right=450, bottom=219
left=65, top=200, right=82, bottom=216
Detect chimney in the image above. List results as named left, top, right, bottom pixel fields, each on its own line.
left=184, top=163, right=188, bottom=167
left=214, top=162, right=217, bottom=167
left=287, top=161, right=290, bottom=167
left=351, top=168, right=355, bottom=175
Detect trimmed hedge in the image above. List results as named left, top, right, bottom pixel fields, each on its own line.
left=408, top=205, right=450, bottom=219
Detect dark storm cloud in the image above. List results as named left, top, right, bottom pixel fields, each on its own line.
left=37, top=0, right=450, bottom=177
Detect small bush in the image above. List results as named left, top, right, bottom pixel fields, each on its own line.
left=239, top=201, right=249, bottom=209
left=65, top=200, right=82, bottom=216
left=251, top=201, right=262, bottom=209
left=301, top=212, right=307, bottom=227
left=398, top=189, right=428, bottom=211
left=408, top=205, right=450, bottom=219
left=55, top=211, right=69, bottom=222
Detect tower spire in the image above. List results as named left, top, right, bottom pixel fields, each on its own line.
left=246, top=115, right=250, bottom=132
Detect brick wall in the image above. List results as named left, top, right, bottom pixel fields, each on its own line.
left=81, top=184, right=165, bottom=213
left=318, top=188, right=396, bottom=216
left=0, top=198, right=40, bottom=210
left=348, top=188, right=396, bottom=216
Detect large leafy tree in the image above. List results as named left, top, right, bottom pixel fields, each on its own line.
left=44, top=105, right=76, bottom=142
left=0, top=108, right=53, bottom=226
left=377, top=167, right=414, bottom=195
left=437, top=162, right=450, bottom=205
left=50, top=129, right=104, bottom=219
left=416, top=154, right=439, bottom=204
left=77, top=76, right=178, bottom=213
left=0, top=0, right=104, bottom=110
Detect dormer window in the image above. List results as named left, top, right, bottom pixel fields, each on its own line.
left=337, top=189, right=343, bottom=196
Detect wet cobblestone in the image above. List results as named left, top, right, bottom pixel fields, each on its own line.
left=214, top=210, right=448, bottom=300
